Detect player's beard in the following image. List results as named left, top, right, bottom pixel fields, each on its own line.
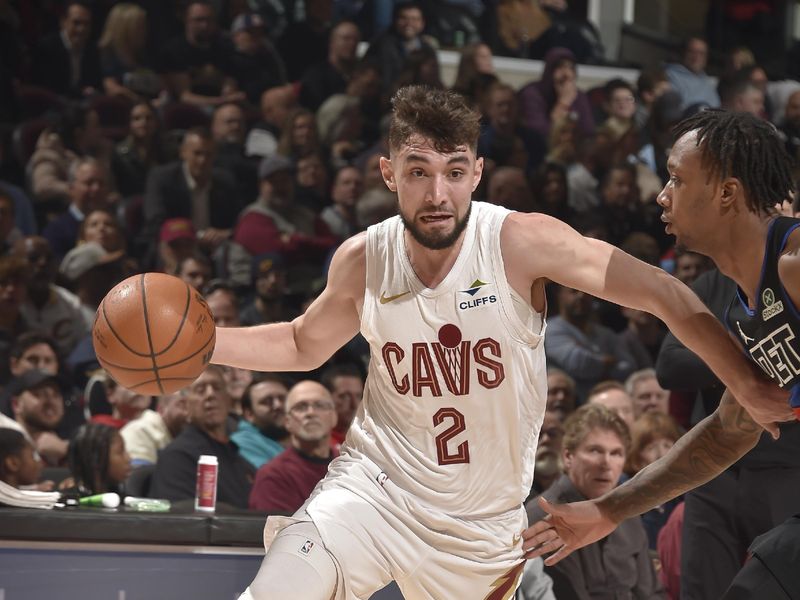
left=401, top=203, right=472, bottom=250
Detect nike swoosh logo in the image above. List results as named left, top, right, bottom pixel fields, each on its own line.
left=512, top=533, right=521, bottom=545
left=380, top=291, right=411, bottom=304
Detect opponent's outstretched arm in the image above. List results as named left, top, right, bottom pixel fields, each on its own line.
left=523, top=390, right=761, bottom=564
left=211, top=234, right=365, bottom=373
left=502, top=212, right=792, bottom=431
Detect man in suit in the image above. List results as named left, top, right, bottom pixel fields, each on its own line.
left=31, top=1, right=101, bottom=99
left=142, top=127, right=241, bottom=266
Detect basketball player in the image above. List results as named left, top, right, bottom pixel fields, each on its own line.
left=211, top=90, right=786, bottom=600
left=524, top=110, right=800, bottom=598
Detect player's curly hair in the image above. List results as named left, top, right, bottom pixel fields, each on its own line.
left=672, top=109, right=795, bottom=216
left=388, top=85, right=482, bottom=154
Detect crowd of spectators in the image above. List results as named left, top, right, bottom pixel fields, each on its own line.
left=1, top=1, right=800, bottom=599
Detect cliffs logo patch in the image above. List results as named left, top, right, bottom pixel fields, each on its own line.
left=459, top=278, right=497, bottom=310
left=762, top=288, right=784, bottom=321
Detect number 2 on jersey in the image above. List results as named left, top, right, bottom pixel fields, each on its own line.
left=433, top=407, right=470, bottom=465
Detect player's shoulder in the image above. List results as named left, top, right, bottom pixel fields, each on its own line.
left=328, top=233, right=367, bottom=287
left=778, top=225, right=800, bottom=301
left=501, top=211, right=574, bottom=246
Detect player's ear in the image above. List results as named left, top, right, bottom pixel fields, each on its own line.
left=473, top=156, right=484, bottom=192
left=379, top=157, right=397, bottom=192
left=3, top=454, right=19, bottom=475
left=720, top=178, right=740, bottom=208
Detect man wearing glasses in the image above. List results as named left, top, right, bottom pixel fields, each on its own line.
left=249, top=381, right=338, bottom=513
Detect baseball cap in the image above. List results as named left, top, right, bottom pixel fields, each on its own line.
left=8, top=369, right=61, bottom=397
left=252, top=253, right=286, bottom=279
left=258, top=155, right=294, bottom=180
left=231, top=13, right=264, bottom=34
left=160, top=218, right=197, bottom=244
left=59, top=242, right=124, bottom=281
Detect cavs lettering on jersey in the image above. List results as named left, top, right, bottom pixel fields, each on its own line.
left=726, top=216, right=800, bottom=416
left=346, top=201, right=548, bottom=518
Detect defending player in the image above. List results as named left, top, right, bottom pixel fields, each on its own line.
left=212, top=90, right=788, bottom=600
left=524, top=110, right=800, bottom=599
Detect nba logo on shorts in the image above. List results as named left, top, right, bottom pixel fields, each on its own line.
left=376, top=472, right=388, bottom=487
left=300, top=540, right=315, bottom=555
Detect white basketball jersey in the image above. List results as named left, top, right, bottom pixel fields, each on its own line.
left=347, top=201, right=548, bottom=518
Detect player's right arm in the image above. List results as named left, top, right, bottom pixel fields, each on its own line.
left=211, top=233, right=366, bottom=372
left=522, top=389, right=762, bottom=564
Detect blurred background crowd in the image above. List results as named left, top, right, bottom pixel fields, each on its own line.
left=1, top=1, right=800, bottom=598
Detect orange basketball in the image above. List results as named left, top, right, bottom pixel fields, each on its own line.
left=92, top=273, right=216, bottom=395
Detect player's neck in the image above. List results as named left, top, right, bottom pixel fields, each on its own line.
left=404, top=231, right=466, bottom=289
left=708, top=215, right=772, bottom=306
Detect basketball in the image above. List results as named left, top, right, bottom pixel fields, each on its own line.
left=92, top=273, right=216, bottom=395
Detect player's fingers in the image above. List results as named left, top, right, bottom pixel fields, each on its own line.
left=762, top=421, right=780, bottom=440
left=521, top=515, right=552, bottom=541
left=521, top=524, right=559, bottom=551
left=543, top=543, right=574, bottom=566
left=523, top=535, right=563, bottom=559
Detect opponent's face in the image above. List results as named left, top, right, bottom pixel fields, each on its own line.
left=380, top=137, right=483, bottom=250
left=657, top=130, right=722, bottom=252
left=564, top=428, right=626, bottom=500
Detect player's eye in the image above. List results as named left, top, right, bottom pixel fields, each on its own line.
left=410, top=169, right=425, bottom=178
left=450, top=170, right=464, bottom=179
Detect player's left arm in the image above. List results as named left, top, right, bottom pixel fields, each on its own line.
left=502, top=212, right=792, bottom=431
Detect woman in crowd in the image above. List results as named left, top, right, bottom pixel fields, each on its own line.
left=111, top=101, right=167, bottom=198
left=67, top=423, right=131, bottom=495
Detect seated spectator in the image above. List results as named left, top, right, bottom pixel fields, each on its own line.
left=42, top=157, right=115, bottom=259
left=142, top=127, right=241, bottom=264
left=479, top=82, right=545, bottom=176
left=668, top=248, right=712, bottom=287
left=530, top=162, right=571, bottom=220
left=598, top=163, right=650, bottom=247
left=120, top=392, right=188, bottom=466
left=527, top=404, right=664, bottom=598
left=211, top=102, right=258, bottom=202
left=245, top=84, right=299, bottom=159
left=485, top=166, right=533, bottom=212
left=228, top=13, right=287, bottom=106
left=174, top=252, right=213, bottom=292
left=150, top=366, right=254, bottom=507
left=719, top=75, right=765, bottom=118
left=0, top=427, right=45, bottom=489
left=364, top=1, right=437, bottom=95
left=231, top=374, right=290, bottom=470
left=294, top=152, right=331, bottom=213
left=0, top=256, right=32, bottom=382
left=9, top=370, right=67, bottom=466
left=601, top=79, right=638, bottom=140
left=587, top=380, right=635, bottom=430
left=321, top=166, right=364, bottom=239
left=234, top=155, right=338, bottom=265
left=321, top=364, right=364, bottom=448
left=249, top=380, right=338, bottom=513
left=31, top=1, right=101, bottom=99
left=29, top=106, right=111, bottom=208
left=158, top=218, right=199, bottom=274
left=14, top=236, right=89, bottom=357
left=78, top=209, right=129, bottom=254
left=112, top=101, right=168, bottom=199
left=664, top=37, right=720, bottom=111
left=59, top=241, right=127, bottom=323
left=618, top=304, right=665, bottom=370
left=277, top=108, right=321, bottom=163
left=779, top=89, right=800, bottom=163
left=545, top=368, right=576, bottom=422
left=299, top=21, right=361, bottom=112
left=0, top=191, right=23, bottom=255
left=544, top=115, right=578, bottom=167
left=624, top=411, right=683, bottom=550
left=451, top=42, right=496, bottom=108
left=626, top=368, right=670, bottom=420
left=157, top=1, right=244, bottom=110
left=529, top=409, right=565, bottom=497
left=204, top=280, right=240, bottom=328
left=240, top=254, right=295, bottom=326
left=277, top=0, right=333, bottom=82
left=67, top=422, right=131, bottom=495
left=544, top=284, right=635, bottom=402
left=317, top=96, right=367, bottom=172
left=635, top=68, right=671, bottom=130
left=98, top=3, right=162, bottom=102
left=91, top=374, right=149, bottom=429
left=518, top=47, right=594, bottom=140
left=528, top=0, right=605, bottom=64
left=390, top=46, right=445, bottom=95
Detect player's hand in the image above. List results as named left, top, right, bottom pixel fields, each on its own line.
left=521, top=497, right=618, bottom=566
left=736, top=379, right=793, bottom=439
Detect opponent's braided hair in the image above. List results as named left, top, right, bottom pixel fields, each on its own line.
left=672, top=109, right=795, bottom=215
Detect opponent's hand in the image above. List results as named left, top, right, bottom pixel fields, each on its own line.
left=735, top=379, right=793, bottom=440
left=521, top=497, right=618, bottom=566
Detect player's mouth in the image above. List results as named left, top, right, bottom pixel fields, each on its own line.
left=419, top=214, right=452, bottom=224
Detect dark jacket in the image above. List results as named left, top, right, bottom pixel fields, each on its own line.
left=31, top=33, right=101, bottom=98
left=527, top=474, right=665, bottom=600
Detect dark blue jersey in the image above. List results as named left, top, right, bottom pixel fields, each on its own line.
left=725, top=217, right=800, bottom=416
